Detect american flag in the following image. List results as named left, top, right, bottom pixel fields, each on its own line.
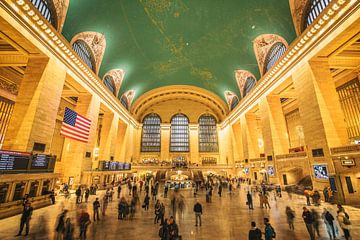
left=60, top=107, right=91, bottom=143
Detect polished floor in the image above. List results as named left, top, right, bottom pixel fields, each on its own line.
left=0, top=185, right=359, bottom=240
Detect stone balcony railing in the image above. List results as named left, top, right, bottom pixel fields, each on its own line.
left=330, top=145, right=360, bottom=155
left=275, top=151, right=307, bottom=160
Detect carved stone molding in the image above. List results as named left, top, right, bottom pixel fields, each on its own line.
left=0, top=79, right=18, bottom=95
left=53, top=0, right=69, bottom=32
left=289, top=0, right=310, bottom=35
left=70, top=32, right=107, bottom=74
left=253, top=34, right=289, bottom=76
left=234, top=70, right=256, bottom=98
left=103, top=69, right=125, bottom=97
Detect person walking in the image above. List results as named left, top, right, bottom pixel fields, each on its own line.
left=247, top=191, right=254, bottom=210
left=248, top=221, right=262, bottom=240
left=264, top=218, right=276, bottom=240
left=117, top=184, right=122, bottom=199
left=16, top=202, right=33, bottom=236
left=79, top=210, right=91, bottom=240
left=168, top=216, right=180, bottom=240
left=337, top=208, right=352, bottom=240
left=218, top=184, right=222, bottom=197
left=154, top=200, right=161, bottom=224
left=311, top=209, right=321, bottom=237
left=64, top=218, right=74, bottom=240
left=76, top=187, right=82, bottom=204
left=55, top=209, right=68, bottom=240
left=92, top=198, right=100, bottom=221
left=302, top=207, right=315, bottom=240
left=143, top=193, right=150, bottom=211
left=285, top=206, right=295, bottom=230
left=263, top=194, right=271, bottom=209
left=322, top=208, right=336, bottom=240
left=84, top=188, right=90, bottom=203
left=193, top=200, right=202, bottom=227
left=102, top=195, right=108, bottom=216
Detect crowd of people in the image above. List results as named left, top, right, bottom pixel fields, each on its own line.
left=13, top=176, right=354, bottom=240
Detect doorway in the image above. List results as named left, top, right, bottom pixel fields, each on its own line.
left=283, top=174, right=288, bottom=185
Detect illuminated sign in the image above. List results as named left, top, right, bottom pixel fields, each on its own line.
left=341, top=159, right=355, bottom=166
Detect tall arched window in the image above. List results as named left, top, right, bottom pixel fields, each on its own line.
left=243, top=77, right=256, bottom=97
left=72, top=40, right=96, bottom=72
left=303, top=0, right=331, bottom=31
left=264, top=42, right=287, bottom=74
left=120, top=95, right=129, bottom=110
left=103, top=75, right=116, bottom=96
left=230, top=96, right=239, bottom=111
left=170, top=114, right=189, bottom=152
left=199, top=114, right=218, bottom=152
left=30, top=0, right=58, bottom=29
left=141, top=114, right=161, bottom=152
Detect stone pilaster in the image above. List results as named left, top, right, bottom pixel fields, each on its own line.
left=3, top=57, right=66, bottom=152
left=61, top=93, right=101, bottom=185
left=98, top=111, right=116, bottom=160
left=160, top=124, right=170, bottom=161
left=231, top=121, right=244, bottom=160
left=240, top=113, right=260, bottom=159
left=189, top=124, right=199, bottom=164
left=114, top=121, right=127, bottom=161
left=259, top=95, right=290, bottom=156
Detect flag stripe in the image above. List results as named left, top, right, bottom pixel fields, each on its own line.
left=60, top=133, right=88, bottom=143
left=77, top=114, right=91, bottom=124
left=60, top=127, right=89, bottom=139
left=62, top=123, right=89, bottom=136
left=75, top=121, right=90, bottom=130
left=60, top=129, right=88, bottom=142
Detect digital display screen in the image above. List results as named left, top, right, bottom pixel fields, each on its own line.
left=0, top=150, right=30, bottom=171
left=267, top=166, right=275, bottom=176
left=243, top=167, right=249, bottom=175
left=313, top=165, right=329, bottom=180
left=124, top=163, right=131, bottom=170
left=31, top=154, right=49, bottom=169
left=100, top=161, right=131, bottom=171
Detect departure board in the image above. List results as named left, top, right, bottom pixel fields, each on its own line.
left=0, top=150, right=31, bottom=171
left=99, top=161, right=131, bottom=171
left=30, top=154, right=50, bottom=169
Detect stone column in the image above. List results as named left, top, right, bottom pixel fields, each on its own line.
left=292, top=60, right=348, bottom=189
left=114, top=121, right=127, bottom=161
left=61, top=94, right=101, bottom=185
left=3, top=57, right=66, bottom=152
left=259, top=95, right=290, bottom=156
left=240, top=113, right=260, bottom=159
left=160, top=124, right=170, bottom=161
left=218, top=125, right=234, bottom=165
left=98, top=111, right=116, bottom=160
left=231, top=121, right=244, bottom=161
left=189, top=124, right=199, bottom=164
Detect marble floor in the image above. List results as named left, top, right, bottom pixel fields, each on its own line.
left=0, top=185, right=359, bottom=240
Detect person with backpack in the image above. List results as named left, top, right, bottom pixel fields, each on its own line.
left=285, top=206, right=295, bottom=230
left=193, top=200, right=202, bottom=227
left=263, top=218, right=276, bottom=240
left=337, top=208, right=352, bottom=240
left=322, top=208, right=336, bottom=240
left=248, top=221, right=262, bottom=240
left=302, top=207, right=315, bottom=240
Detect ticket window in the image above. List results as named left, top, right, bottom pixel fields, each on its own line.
left=28, top=181, right=39, bottom=198
left=41, top=180, right=51, bottom=195
left=0, top=183, right=10, bottom=203
left=13, top=182, right=26, bottom=201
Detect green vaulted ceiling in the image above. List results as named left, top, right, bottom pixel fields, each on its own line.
left=62, top=0, right=296, bottom=102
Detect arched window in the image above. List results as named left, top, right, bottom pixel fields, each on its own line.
left=264, top=42, right=287, bottom=74
left=170, top=114, right=189, bottom=152
left=199, top=114, right=218, bottom=152
left=120, top=95, right=129, bottom=110
left=230, top=96, right=239, bottom=111
left=141, top=114, right=161, bottom=152
left=30, top=0, right=58, bottom=29
left=243, top=77, right=256, bottom=97
left=72, top=40, right=96, bottom=72
left=103, top=75, right=116, bottom=96
left=303, top=0, right=331, bottom=31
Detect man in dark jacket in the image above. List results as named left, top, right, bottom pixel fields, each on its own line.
left=248, top=221, right=262, bottom=240
left=168, top=216, right=179, bottom=240
left=264, top=218, right=275, bottom=240
left=55, top=209, right=68, bottom=240
left=247, top=191, right=254, bottom=210
left=302, top=207, right=315, bottom=240
left=93, top=198, right=100, bottom=221
left=193, top=200, right=203, bottom=227
left=16, top=202, right=33, bottom=236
